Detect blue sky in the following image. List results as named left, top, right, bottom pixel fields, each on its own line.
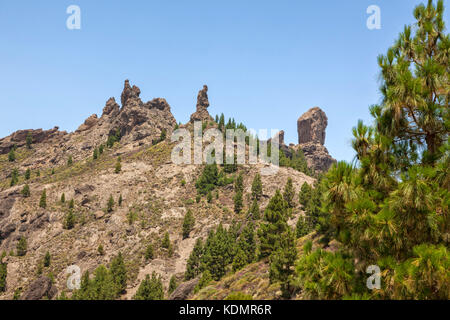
left=0, top=0, right=448, bottom=162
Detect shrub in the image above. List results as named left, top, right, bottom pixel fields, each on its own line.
left=16, top=236, right=27, bottom=256
left=21, top=184, right=30, bottom=197
left=39, top=189, right=47, bottom=208
left=107, top=195, right=114, bottom=212
left=43, top=251, right=51, bottom=267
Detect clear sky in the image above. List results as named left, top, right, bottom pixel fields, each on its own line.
left=0, top=0, right=448, bottom=162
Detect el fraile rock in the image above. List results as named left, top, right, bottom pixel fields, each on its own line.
left=190, top=85, right=214, bottom=123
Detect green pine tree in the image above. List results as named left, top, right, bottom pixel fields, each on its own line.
left=258, top=190, right=288, bottom=258
left=43, top=251, right=51, bottom=267
left=25, top=168, right=31, bottom=180
left=251, top=174, right=263, bottom=200
left=39, top=189, right=47, bottom=208
left=21, top=184, right=30, bottom=198
left=182, top=209, right=195, bottom=239
left=107, top=195, right=114, bottom=212
left=133, top=272, right=165, bottom=300
left=283, top=177, right=295, bottom=208
left=185, top=238, right=203, bottom=280
left=16, top=236, right=27, bottom=256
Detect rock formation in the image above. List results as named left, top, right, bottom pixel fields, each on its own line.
left=0, top=127, right=66, bottom=154
left=190, top=85, right=213, bottom=122
left=296, top=107, right=335, bottom=172
left=21, top=276, right=57, bottom=300
left=297, top=107, right=327, bottom=145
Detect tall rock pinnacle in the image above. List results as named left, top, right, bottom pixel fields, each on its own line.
left=296, top=107, right=336, bottom=172
left=297, top=107, right=327, bottom=145
left=190, top=85, right=213, bottom=122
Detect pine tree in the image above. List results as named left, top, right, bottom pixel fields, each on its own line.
left=99, top=144, right=104, bottom=154
left=10, top=169, right=18, bottom=187
left=238, top=223, right=256, bottom=264
left=248, top=199, right=260, bottom=220
left=258, top=190, right=288, bottom=258
left=234, top=173, right=244, bottom=213
left=21, top=184, right=30, bottom=198
left=110, top=252, right=127, bottom=294
left=296, top=216, right=309, bottom=238
left=232, top=248, right=247, bottom=272
left=269, top=228, right=297, bottom=298
left=195, top=270, right=212, bottom=292
left=133, top=272, right=165, bottom=300
left=118, top=194, right=123, bottom=206
left=16, top=236, right=27, bottom=256
left=97, top=244, right=105, bottom=256
left=67, top=155, right=73, bottom=166
left=283, top=177, right=295, bottom=208
left=251, top=174, right=263, bottom=200
left=25, top=168, right=31, bottom=180
left=60, top=193, right=65, bottom=204
left=182, top=209, right=195, bottom=239
left=298, top=182, right=312, bottom=207
left=107, top=195, right=114, bottom=212
left=145, top=244, right=154, bottom=260
left=207, top=190, right=213, bottom=203
left=93, top=148, right=99, bottom=160
left=8, top=149, right=15, bottom=162
left=39, top=189, right=47, bottom=208
left=26, top=132, right=33, bottom=149
left=168, top=275, right=177, bottom=295
left=195, top=163, right=219, bottom=195
left=185, top=238, right=203, bottom=280
left=43, top=251, right=51, bottom=267
left=68, top=198, right=74, bottom=209
left=233, top=190, right=243, bottom=213
left=0, top=261, right=6, bottom=292
left=162, top=232, right=171, bottom=250
left=219, top=113, right=225, bottom=131
left=115, top=158, right=122, bottom=174
left=64, top=210, right=75, bottom=230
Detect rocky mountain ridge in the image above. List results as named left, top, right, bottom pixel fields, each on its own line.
left=0, top=80, right=334, bottom=300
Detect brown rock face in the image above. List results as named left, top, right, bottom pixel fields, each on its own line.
left=169, top=277, right=199, bottom=300
left=21, top=276, right=57, bottom=300
left=121, top=79, right=141, bottom=107
left=76, top=114, right=98, bottom=132
left=296, top=107, right=336, bottom=172
left=297, top=107, right=327, bottom=145
left=190, top=85, right=213, bottom=122
left=0, top=127, right=66, bottom=154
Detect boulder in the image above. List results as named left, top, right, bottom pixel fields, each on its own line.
left=169, top=277, right=199, bottom=300
left=21, top=276, right=57, bottom=300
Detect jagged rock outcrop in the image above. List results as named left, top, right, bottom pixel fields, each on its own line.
left=190, top=85, right=213, bottom=122
left=76, top=114, right=98, bottom=132
left=21, top=276, right=57, bottom=300
left=169, top=277, right=199, bottom=300
left=108, top=80, right=176, bottom=143
left=296, top=107, right=335, bottom=172
left=121, top=79, right=141, bottom=107
left=0, top=127, right=66, bottom=154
